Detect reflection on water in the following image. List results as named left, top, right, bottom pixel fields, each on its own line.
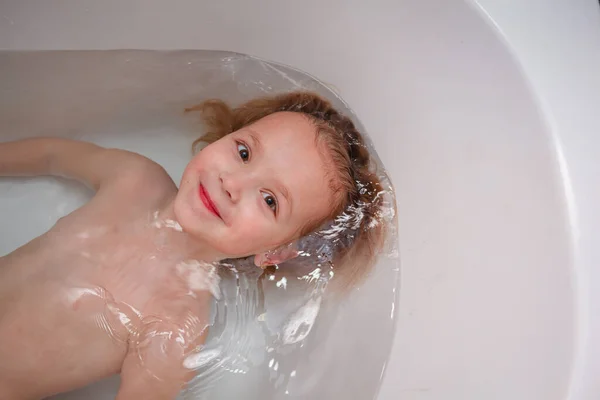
left=0, top=50, right=399, bottom=400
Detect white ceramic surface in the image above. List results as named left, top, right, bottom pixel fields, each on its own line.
left=1, top=1, right=599, bottom=399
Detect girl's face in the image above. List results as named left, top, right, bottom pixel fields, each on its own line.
left=175, top=112, right=335, bottom=260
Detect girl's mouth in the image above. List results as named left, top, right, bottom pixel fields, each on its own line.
left=199, top=184, right=221, bottom=218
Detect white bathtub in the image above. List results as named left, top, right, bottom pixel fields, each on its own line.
left=1, top=1, right=599, bottom=399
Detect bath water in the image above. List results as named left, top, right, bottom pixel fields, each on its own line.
left=0, top=50, right=399, bottom=400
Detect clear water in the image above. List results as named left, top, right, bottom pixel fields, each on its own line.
left=0, top=50, right=399, bottom=400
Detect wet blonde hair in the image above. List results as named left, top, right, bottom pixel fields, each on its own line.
left=185, top=91, right=386, bottom=289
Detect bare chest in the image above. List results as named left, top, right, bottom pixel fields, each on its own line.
left=0, top=214, right=214, bottom=394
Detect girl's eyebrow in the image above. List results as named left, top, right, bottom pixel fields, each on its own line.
left=276, top=181, right=292, bottom=213
left=247, top=129, right=262, bottom=156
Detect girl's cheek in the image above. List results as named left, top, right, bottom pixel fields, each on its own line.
left=191, top=154, right=206, bottom=169
left=238, top=213, right=265, bottom=236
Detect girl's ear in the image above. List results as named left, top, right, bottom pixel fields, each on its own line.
left=254, top=242, right=299, bottom=268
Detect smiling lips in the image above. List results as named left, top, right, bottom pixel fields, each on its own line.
left=199, top=184, right=221, bottom=218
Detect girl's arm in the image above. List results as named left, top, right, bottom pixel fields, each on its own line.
left=117, top=294, right=211, bottom=400
left=0, top=138, right=152, bottom=191
left=117, top=323, right=208, bottom=400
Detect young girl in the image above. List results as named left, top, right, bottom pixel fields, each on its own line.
left=0, top=91, right=385, bottom=399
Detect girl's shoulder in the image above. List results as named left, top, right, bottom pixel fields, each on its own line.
left=89, top=150, right=178, bottom=215
left=111, top=152, right=177, bottom=199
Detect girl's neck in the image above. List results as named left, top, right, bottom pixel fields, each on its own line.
left=152, top=198, right=225, bottom=263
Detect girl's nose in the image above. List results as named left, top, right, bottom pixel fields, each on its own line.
left=220, top=172, right=241, bottom=203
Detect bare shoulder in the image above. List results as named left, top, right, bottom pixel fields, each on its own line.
left=103, top=149, right=177, bottom=195
left=65, top=151, right=178, bottom=225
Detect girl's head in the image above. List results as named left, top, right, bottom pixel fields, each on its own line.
left=175, top=91, right=385, bottom=287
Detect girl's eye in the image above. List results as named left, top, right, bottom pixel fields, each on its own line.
left=262, top=192, right=277, bottom=214
left=237, top=142, right=250, bottom=162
